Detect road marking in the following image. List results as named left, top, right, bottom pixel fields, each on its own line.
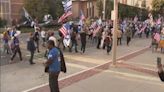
left=64, top=54, right=106, bottom=64
left=125, top=61, right=156, bottom=68
left=22, top=46, right=149, bottom=92
left=104, top=70, right=163, bottom=86
left=22, top=60, right=112, bottom=92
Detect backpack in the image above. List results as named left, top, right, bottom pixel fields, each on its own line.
left=57, top=47, right=67, bottom=73
left=45, top=47, right=67, bottom=73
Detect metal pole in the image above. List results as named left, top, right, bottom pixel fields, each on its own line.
left=112, top=0, right=118, bottom=65
left=103, top=0, right=106, bottom=20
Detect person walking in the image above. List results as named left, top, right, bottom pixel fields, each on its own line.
left=27, top=33, right=36, bottom=65
left=2, top=30, right=11, bottom=54
left=80, top=28, right=87, bottom=53
left=41, top=28, right=46, bottom=47
left=96, top=28, right=102, bottom=49
left=10, top=33, right=22, bottom=63
left=33, top=28, right=40, bottom=53
left=44, top=40, right=61, bottom=92
left=70, top=28, right=78, bottom=53
left=125, top=25, right=132, bottom=46
left=104, top=33, right=112, bottom=54
left=117, top=28, right=122, bottom=45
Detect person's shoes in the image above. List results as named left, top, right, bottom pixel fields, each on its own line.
left=30, top=62, right=36, bottom=65
left=9, top=60, right=14, bottom=64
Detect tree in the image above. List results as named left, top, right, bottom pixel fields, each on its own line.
left=152, top=0, right=164, bottom=16
left=141, top=0, right=146, bottom=8
left=24, top=0, right=50, bottom=21
left=96, top=0, right=103, bottom=18
left=47, top=0, right=64, bottom=19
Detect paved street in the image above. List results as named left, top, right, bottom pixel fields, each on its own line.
left=0, top=33, right=164, bottom=92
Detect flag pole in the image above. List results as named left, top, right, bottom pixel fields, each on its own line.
left=112, top=0, right=118, bottom=65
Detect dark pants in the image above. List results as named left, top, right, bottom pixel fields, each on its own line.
left=35, top=40, right=40, bottom=52
left=42, top=38, right=46, bottom=47
left=158, top=71, right=164, bottom=82
left=117, top=38, right=122, bottom=45
left=49, top=72, right=60, bottom=92
left=11, top=46, right=22, bottom=61
left=29, top=51, right=34, bottom=64
left=107, top=45, right=112, bottom=54
left=70, top=40, right=78, bottom=52
left=127, top=37, right=131, bottom=46
left=81, top=41, right=86, bottom=53
left=97, top=37, right=101, bottom=49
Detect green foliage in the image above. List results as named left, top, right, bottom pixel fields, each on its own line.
left=96, top=0, right=148, bottom=21
left=24, top=0, right=50, bottom=21
left=0, top=18, right=7, bottom=28
left=96, top=0, right=103, bottom=18
left=151, top=0, right=164, bottom=16
left=46, top=0, right=64, bottom=19
left=24, top=0, right=64, bottom=21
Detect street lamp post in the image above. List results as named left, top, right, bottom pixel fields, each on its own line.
left=112, top=0, right=118, bottom=65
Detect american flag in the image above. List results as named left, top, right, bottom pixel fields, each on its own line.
left=156, top=18, right=161, bottom=25
left=58, top=11, right=72, bottom=23
left=80, top=10, right=85, bottom=20
left=90, top=21, right=98, bottom=29
left=134, top=16, right=138, bottom=23
left=154, top=33, right=160, bottom=42
left=138, top=24, right=147, bottom=33
left=93, top=26, right=101, bottom=37
left=59, top=23, right=70, bottom=37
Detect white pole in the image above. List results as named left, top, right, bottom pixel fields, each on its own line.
left=112, top=0, right=118, bottom=65
left=103, top=0, right=106, bottom=20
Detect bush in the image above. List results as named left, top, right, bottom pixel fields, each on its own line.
left=0, top=18, right=7, bottom=28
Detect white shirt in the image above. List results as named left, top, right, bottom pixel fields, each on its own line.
left=41, top=31, right=46, bottom=38
left=49, top=36, right=57, bottom=46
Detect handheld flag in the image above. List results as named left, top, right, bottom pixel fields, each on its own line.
left=59, top=23, right=70, bottom=37
left=23, top=7, right=32, bottom=22
left=58, top=11, right=72, bottom=23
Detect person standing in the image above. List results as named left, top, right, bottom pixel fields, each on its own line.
left=33, top=28, right=40, bottom=53
left=44, top=40, right=61, bottom=92
left=70, top=28, right=78, bottom=53
left=104, top=33, right=112, bottom=54
left=80, top=28, right=87, bottom=53
left=10, top=34, right=22, bottom=63
left=27, top=33, right=36, bottom=65
left=125, top=25, right=132, bottom=46
left=96, top=28, right=102, bottom=49
left=41, top=28, right=46, bottom=47
left=117, top=28, right=122, bottom=45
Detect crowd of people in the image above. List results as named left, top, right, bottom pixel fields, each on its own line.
left=1, top=16, right=164, bottom=92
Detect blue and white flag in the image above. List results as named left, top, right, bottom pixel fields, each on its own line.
left=62, top=0, right=72, bottom=12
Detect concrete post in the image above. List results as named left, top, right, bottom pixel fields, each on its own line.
left=103, top=0, right=106, bottom=20
left=112, top=0, right=118, bottom=65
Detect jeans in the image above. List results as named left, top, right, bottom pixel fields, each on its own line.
left=49, top=72, right=60, bottom=92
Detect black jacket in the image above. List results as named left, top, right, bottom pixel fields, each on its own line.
left=27, top=37, right=36, bottom=51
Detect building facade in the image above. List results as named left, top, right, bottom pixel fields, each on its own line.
left=0, top=0, right=24, bottom=24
